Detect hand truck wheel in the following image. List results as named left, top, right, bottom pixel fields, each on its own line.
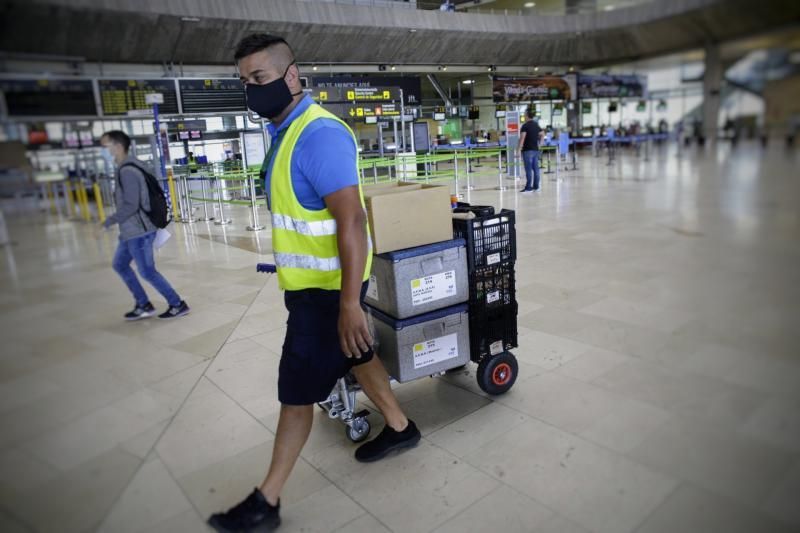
left=345, top=417, right=371, bottom=443
left=477, top=351, right=518, bottom=395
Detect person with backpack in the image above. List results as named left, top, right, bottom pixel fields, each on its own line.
left=99, top=130, right=189, bottom=320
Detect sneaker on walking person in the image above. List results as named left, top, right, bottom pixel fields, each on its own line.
left=207, top=488, right=280, bottom=533
left=520, top=188, right=534, bottom=194
left=355, top=419, right=421, bottom=463
left=124, top=302, right=155, bottom=321
left=158, top=300, right=190, bottom=319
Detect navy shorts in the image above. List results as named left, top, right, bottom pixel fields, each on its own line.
left=278, top=282, right=374, bottom=405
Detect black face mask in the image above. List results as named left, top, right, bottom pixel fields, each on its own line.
left=245, top=62, right=302, bottom=120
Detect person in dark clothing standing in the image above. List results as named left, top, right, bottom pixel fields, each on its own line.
left=519, top=108, right=544, bottom=193
left=99, top=130, right=189, bottom=321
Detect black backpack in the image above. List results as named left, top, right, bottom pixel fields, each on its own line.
left=118, top=162, right=171, bottom=229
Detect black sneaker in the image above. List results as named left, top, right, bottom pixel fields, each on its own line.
left=158, top=300, right=190, bottom=319
left=124, top=302, right=155, bottom=321
left=355, top=419, right=421, bottom=463
left=208, top=488, right=280, bottom=533
left=520, top=188, right=534, bottom=194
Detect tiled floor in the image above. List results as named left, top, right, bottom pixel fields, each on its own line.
left=1, top=141, right=799, bottom=532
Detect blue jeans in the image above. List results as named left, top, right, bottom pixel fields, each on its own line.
left=522, top=150, right=541, bottom=190
left=112, top=232, right=181, bottom=307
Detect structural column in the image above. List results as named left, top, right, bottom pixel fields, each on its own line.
left=703, top=42, right=723, bottom=143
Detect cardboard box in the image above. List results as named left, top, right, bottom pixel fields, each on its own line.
left=363, top=182, right=453, bottom=254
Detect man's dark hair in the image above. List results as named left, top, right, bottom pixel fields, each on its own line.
left=526, top=107, right=535, bottom=119
left=102, top=130, right=131, bottom=152
left=234, top=34, right=292, bottom=62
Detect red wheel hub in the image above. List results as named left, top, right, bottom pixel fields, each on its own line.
left=492, top=362, right=512, bottom=386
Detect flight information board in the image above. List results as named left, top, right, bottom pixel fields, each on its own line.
left=98, top=79, right=179, bottom=116
left=179, top=79, right=246, bottom=114
left=0, top=79, right=96, bottom=117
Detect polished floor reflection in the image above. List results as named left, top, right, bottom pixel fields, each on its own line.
left=0, top=141, right=798, bottom=533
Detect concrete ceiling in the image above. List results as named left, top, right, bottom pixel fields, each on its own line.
left=1, top=0, right=799, bottom=68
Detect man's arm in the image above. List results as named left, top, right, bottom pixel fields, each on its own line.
left=518, top=131, right=527, bottom=153
left=104, top=168, right=142, bottom=228
left=325, top=185, right=372, bottom=358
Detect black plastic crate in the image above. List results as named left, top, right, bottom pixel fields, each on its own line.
left=468, top=301, right=518, bottom=362
left=453, top=204, right=495, bottom=218
left=469, top=261, right=516, bottom=311
left=453, top=209, right=516, bottom=271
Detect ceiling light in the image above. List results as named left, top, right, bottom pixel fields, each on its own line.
left=534, top=66, right=539, bottom=71
left=461, top=79, right=474, bottom=84
left=524, top=2, right=535, bottom=7
left=391, top=65, right=396, bottom=71
left=569, top=66, right=574, bottom=72
left=439, top=65, right=448, bottom=71
left=181, top=16, right=200, bottom=22
left=409, top=29, right=417, bottom=33
left=603, top=5, right=615, bottom=10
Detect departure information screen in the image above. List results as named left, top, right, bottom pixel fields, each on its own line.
left=0, top=79, right=96, bottom=117
left=179, top=79, right=246, bottom=114
left=98, top=79, right=179, bottom=115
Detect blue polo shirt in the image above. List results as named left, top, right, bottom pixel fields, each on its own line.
left=264, top=95, right=358, bottom=211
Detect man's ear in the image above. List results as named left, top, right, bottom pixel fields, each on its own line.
left=285, top=63, right=300, bottom=87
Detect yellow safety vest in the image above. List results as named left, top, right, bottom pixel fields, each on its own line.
left=270, top=104, right=372, bottom=291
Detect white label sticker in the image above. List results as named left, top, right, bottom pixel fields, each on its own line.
left=487, top=290, right=501, bottom=304
left=367, top=275, right=379, bottom=301
left=487, top=252, right=501, bottom=265
left=490, top=340, right=504, bottom=355
left=410, top=270, right=457, bottom=306
left=412, top=333, right=459, bottom=369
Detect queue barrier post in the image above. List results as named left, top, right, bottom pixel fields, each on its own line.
left=197, top=177, right=214, bottom=222
left=166, top=169, right=180, bottom=222
left=463, top=150, right=475, bottom=191
left=64, top=181, right=76, bottom=218
left=495, top=150, right=507, bottom=191
left=180, top=176, right=195, bottom=224
left=92, top=181, right=106, bottom=223
left=246, top=174, right=265, bottom=232
left=214, top=177, right=232, bottom=226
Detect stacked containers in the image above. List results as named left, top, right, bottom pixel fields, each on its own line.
left=365, top=239, right=471, bottom=382
left=452, top=209, right=518, bottom=362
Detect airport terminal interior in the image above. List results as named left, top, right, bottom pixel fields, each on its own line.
left=1, top=1, right=799, bottom=532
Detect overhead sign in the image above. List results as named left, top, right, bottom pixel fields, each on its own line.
left=346, top=103, right=401, bottom=120
left=492, top=76, right=576, bottom=102
left=0, top=79, right=96, bottom=117
left=312, top=76, right=421, bottom=105
left=179, top=79, right=246, bottom=113
left=166, top=119, right=207, bottom=133
left=310, top=86, right=401, bottom=103
left=577, top=74, right=647, bottom=99
left=99, top=79, right=179, bottom=116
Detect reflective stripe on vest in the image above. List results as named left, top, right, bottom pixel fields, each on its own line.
left=271, top=213, right=337, bottom=237
left=274, top=252, right=341, bottom=271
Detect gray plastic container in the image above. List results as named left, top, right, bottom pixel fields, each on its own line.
left=365, top=238, right=468, bottom=319
left=368, top=303, right=470, bottom=383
